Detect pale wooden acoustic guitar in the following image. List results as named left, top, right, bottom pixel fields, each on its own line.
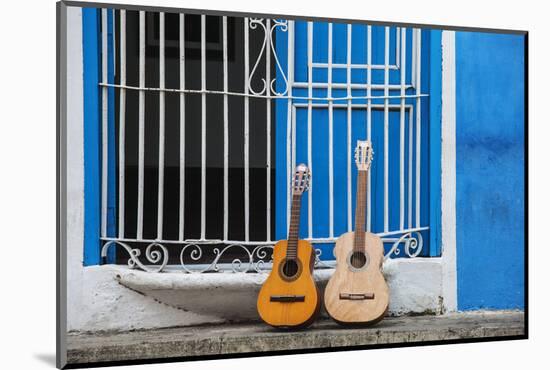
left=324, top=140, right=389, bottom=325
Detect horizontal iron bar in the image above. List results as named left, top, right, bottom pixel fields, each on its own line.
left=98, top=82, right=427, bottom=101
left=122, top=261, right=337, bottom=272
left=100, top=227, right=429, bottom=246
left=312, top=62, right=398, bottom=70
left=292, top=82, right=414, bottom=90
left=293, top=103, right=415, bottom=109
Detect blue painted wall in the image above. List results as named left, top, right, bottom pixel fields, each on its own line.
left=455, top=32, right=525, bottom=310
left=82, top=8, right=116, bottom=265
left=82, top=8, right=102, bottom=266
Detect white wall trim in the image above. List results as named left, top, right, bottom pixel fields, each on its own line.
left=441, top=30, right=458, bottom=312
left=66, top=5, right=86, bottom=330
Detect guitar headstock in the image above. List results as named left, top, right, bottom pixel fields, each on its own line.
left=292, top=164, right=311, bottom=195
left=354, top=140, right=374, bottom=171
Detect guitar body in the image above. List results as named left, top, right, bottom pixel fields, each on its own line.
left=257, top=239, right=320, bottom=328
left=324, top=231, right=389, bottom=325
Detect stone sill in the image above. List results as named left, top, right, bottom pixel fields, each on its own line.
left=66, top=310, right=525, bottom=366
left=111, top=257, right=445, bottom=321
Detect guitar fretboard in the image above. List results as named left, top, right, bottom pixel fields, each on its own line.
left=286, top=193, right=302, bottom=259
left=353, top=170, right=368, bottom=252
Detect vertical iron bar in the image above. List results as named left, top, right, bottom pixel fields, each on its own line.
left=412, top=30, right=417, bottom=88
left=399, top=27, right=406, bottom=230
left=286, top=21, right=294, bottom=230
left=415, top=28, right=422, bottom=228
left=178, top=13, right=186, bottom=241
left=307, top=21, right=313, bottom=239
left=118, top=10, right=126, bottom=239
left=383, top=26, right=390, bottom=233
left=223, top=16, right=229, bottom=241
left=100, top=8, right=108, bottom=238
left=292, top=107, right=296, bottom=178
left=366, top=25, right=372, bottom=232
left=328, top=23, right=334, bottom=238
left=346, top=24, right=352, bottom=232
left=244, top=18, right=250, bottom=241
left=200, top=14, right=206, bottom=240
left=157, top=12, right=165, bottom=239
left=266, top=19, right=272, bottom=242
left=408, top=106, right=413, bottom=228
left=136, top=11, right=145, bottom=239
left=395, top=27, right=400, bottom=68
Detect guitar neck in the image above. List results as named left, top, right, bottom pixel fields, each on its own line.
left=353, top=170, right=368, bottom=251
left=287, top=193, right=303, bottom=259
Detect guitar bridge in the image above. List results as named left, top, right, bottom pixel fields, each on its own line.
left=270, top=295, right=306, bottom=302
left=339, top=293, right=375, bottom=300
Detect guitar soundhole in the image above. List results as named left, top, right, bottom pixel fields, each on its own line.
left=350, top=251, right=367, bottom=269
left=280, top=259, right=300, bottom=280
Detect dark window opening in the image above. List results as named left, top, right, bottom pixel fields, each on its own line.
left=113, top=11, right=276, bottom=264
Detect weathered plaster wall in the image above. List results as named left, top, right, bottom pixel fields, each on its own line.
left=455, top=32, right=525, bottom=310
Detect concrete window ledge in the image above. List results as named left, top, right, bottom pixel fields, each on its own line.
left=111, top=257, right=446, bottom=322
left=67, top=311, right=525, bottom=366
left=69, top=259, right=448, bottom=332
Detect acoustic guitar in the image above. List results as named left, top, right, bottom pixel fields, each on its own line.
left=257, top=164, right=320, bottom=328
left=324, top=140, right=389, bottom=325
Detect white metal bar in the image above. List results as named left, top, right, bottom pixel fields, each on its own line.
left=311, top=62, right=398, bottom=70
left=157, top=12, right=165, bottom=240
left=408, top=106, right=413, bottom=228
left=346, top=24, right=352, bottom=232
left=395, top=27, right=400, bottom=68
left=136, top=11, right=145, bottom=239
left=292, top=106, right=297, bottom=179
left=383, top=26, right=390, bottom=233
left=112, top=10, right=116, bottom=70
left=223, top=16, right=229, bottom=241
left=293, top=81, right=410, bottom=90
left=399, top=27, right=406, bottom=231
left=200, top=14, right=207, bottom=240
left=244, top=18, right=250, bottom=242
left=99, top=82, right=421, bottom=99
left=328, top=23, right=334, bottom=238
left=415, top=28, right=422, bottom=228
left=101, top=8, right=108, bottom=238
left=101, top=226, right=429, bottom=246
left=307, top=21, right=313, bottom=239
left=366, top=25, right=372, bottom=232
left=178, top=13, right=186, bottom=241
left=265, top=19, right=272, bottom=242
left=286, top=21, right=295, bottom=231
left=293, top=103, right=413, bottom=109
left=412, top=29, right=417, bottom=88
left=118, top=10, right=126, bottom=239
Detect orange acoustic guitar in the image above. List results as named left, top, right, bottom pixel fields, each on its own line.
left=257, top=164, right=320, bottom=328
left=324, top=140, right=389, bottom=325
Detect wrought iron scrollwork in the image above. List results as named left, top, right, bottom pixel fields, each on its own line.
left=102, top=232, right=424, bottom=273
left=248, top=18, right=289, bottom=97
left=101, top=241, right=169, bottom=273
left=384, top=231, right=424, bottom=260
left=178, top=243, right=262, bottom=273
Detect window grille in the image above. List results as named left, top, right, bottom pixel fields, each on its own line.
left=96, top=9, right=431, bottom=273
